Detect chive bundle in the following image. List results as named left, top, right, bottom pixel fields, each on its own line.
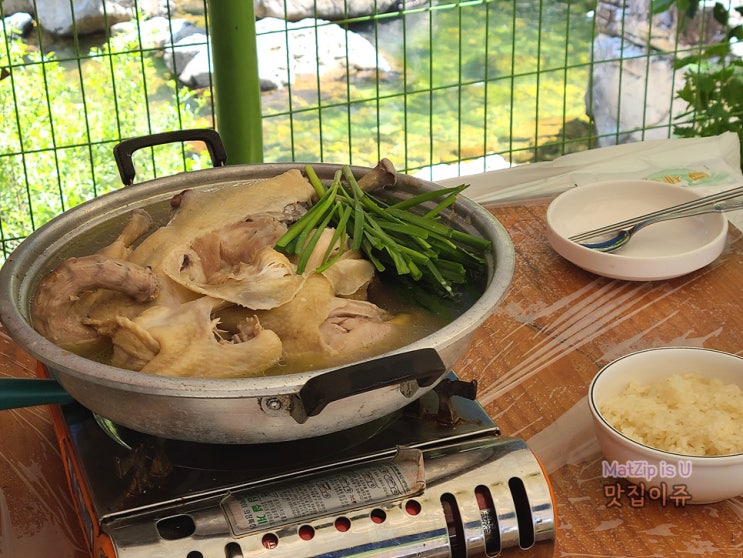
left=275, top=165, right=491, bottom=298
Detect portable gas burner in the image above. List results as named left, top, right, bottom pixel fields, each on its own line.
left=47, top=369, right=556, bottom=558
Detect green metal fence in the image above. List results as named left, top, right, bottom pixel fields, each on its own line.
left=0, top=0, right=739, bottom=260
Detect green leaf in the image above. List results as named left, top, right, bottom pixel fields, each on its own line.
left=650, top=0, right=676, bottom=15
left=712, top=3, right=729, bottom=26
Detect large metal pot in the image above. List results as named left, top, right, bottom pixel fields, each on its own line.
left=0, top=130, right=514, bottom=444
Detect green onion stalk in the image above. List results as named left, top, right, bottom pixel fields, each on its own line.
left=275, top=164, right=492, bottom=300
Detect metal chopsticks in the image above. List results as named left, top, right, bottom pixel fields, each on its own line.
left=568, top=184, right=743, bottom=243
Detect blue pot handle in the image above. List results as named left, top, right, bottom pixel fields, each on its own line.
left=0, top=378, right=75, bottom=410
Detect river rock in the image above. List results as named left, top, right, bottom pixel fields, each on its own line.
left=111, top=16, right=198, bottom=48
left=6, top=0, right=133, bottom=37
left=258, top=18, right=391, bottom=85
left=595, top=0, right=726, bottom=53
left=1, top=0, right=400, bottom=36
left=1, top=0, right=33, bottom=16
left=3, top=0, right=394, bottom=91
left=3, top=11, right=34, bottom=38
left=588, top=34, right=689, bottom=146
left=162, top=29, right=209, bottom=84
left=254, top=0, right=400, bottom=21
left=589, top=0, right=730, bottom=147
left=162, top=17, right=392, bottom=90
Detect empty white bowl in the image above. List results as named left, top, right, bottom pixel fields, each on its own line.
left=589, top=347, right=743, bottom=504
left=546, top=180, right=728, bottom=280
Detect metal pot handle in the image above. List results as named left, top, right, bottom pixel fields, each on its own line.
left=290, top=348, right=447, bottom=424
left=113, top=128, right=228, bottom=186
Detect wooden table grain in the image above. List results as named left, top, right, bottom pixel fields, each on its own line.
left=1, top=198, right=742, bottom=557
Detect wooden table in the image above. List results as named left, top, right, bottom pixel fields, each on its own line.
left=1, top=198, right=742, bottom=557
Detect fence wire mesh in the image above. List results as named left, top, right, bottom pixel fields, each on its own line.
left=0, top=0, right=738, bottom=260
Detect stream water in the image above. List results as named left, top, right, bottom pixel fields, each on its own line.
left=257, top=0, right=596, bottom=168
left=15, top=0, right=596, bottom=171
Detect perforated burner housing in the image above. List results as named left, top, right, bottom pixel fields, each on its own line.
left=50, top=373, right=556, bottom=557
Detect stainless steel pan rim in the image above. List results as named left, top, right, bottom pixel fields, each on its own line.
left=0, top=157, right=514, bottom=442
left=1, top=163, right=513, bottom=394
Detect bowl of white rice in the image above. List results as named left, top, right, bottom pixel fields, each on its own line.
left=588, top=347, right=743, bottom=504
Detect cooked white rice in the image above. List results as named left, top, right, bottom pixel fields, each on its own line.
left=599, top=373, right=743, bottom=456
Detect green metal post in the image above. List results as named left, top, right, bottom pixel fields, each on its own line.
left=206, top=0, right=263, bottom=163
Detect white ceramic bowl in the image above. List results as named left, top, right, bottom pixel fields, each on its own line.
left=546, top=180, right=728, bottom=280
left=589, top=347, right=743, bottom=504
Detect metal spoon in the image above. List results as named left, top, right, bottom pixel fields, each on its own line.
left=579, top=198, right=743, bottom=253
